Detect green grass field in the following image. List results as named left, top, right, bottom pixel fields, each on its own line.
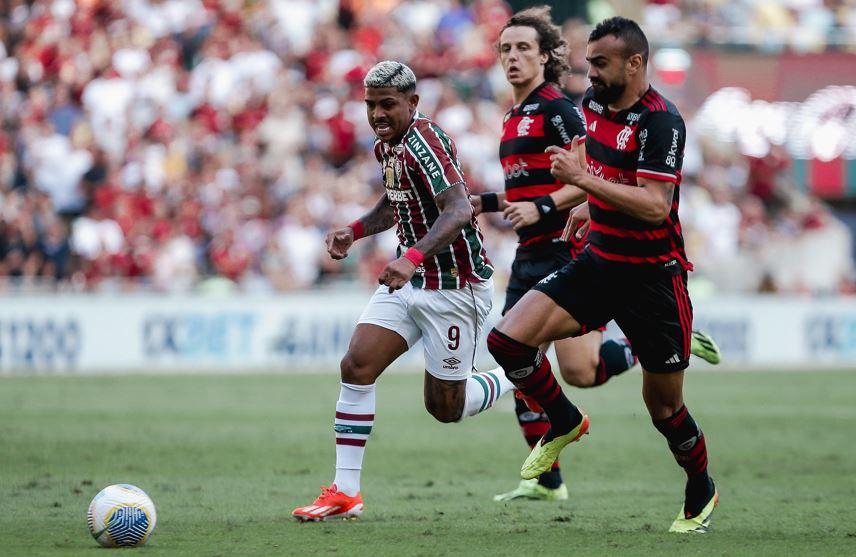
left=2, top=370, right=855, bottom=556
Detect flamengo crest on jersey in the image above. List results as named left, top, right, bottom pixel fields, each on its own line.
left=580, top=86, right=693, bottom=270
left=499, top=82, right=586, bottom=247
left=374, top=111, right=493, bottom=289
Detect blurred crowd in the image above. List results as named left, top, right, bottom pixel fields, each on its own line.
left=0, top=0, right=852, bottom=296
left=643, top=0, right=856, bottom=52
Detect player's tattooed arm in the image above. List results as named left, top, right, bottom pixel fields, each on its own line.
left=413, top=183, right=472, bottom=257
left=360, top=192, right=396, bottom=236
left=326, top=193, right=394, bottom=260
left=377, top=184, right=471, bottom=292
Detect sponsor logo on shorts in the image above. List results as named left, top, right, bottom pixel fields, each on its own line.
left=539, top=271, right=558, bottom=285
left=665, top=353, right=681, bottom=364
left=507, top=366, right=534, bottom=379
left=442, top=356, right=461, bottom=370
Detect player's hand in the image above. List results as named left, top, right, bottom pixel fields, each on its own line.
left=469, top=194, right=483, bottom=217
left=378, top=257, right=417, bottom=293
left=562, top=202, right=590, bottom=242
left=547, top=139, right=585, bottom=186
left=503, top=200, right=540, bottom=230
left=325, top=227, right=355, bottom=260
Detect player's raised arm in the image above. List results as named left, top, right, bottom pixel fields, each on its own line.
left=325, top=192, right=394, bottom=260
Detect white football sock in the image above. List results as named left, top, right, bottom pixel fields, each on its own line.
left=333, top=382, right=375, bottom=497
left=461, top=368, right=515, bottom=418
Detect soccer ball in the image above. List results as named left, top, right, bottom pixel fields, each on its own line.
left=87, top=484, right=157, bottom=547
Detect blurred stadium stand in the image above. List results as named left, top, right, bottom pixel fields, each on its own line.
left=0, top=0, right=854, bottom=296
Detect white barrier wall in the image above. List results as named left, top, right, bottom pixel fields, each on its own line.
left=0, top=291, right=855, bottom=373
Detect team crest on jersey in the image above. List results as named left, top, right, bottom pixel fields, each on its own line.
left=517, top=116, right=534, bottom=137
left=616, top=126, right=633, bottom=150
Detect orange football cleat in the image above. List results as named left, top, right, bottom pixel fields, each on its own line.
left=292, top=485, right=364, bottom=522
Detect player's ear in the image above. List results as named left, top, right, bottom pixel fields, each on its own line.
left=409, top=92, right=419, bottom=111
left=627, top=53, right=644, bottom=76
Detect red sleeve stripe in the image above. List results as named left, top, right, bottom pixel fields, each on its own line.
left=589, top=221, right=669, bottom=240
left=637, top=169, right=677, bottom=183
left=576, top=136, right=586, bottom=145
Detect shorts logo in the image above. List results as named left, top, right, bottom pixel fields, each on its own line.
left=539, top=271, right=558, bottom=285
left=665, top=353, right=681, bottom=364
left=507, top=366, right=534, bottom=379
left=442, top=356, right=461, bottom=369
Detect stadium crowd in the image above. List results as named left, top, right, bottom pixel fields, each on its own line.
left=0, top=0, right=852, bottom=295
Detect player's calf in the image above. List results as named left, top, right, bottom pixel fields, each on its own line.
left=486, top=328, right=582, bottom=437
left=423, top=371, right=513, bottom=423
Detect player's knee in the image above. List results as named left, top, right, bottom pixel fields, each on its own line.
left=642, top=389, right=683, bottom=420
left=424, top=398, right=462, bottom=423
left=339, top=352, right=375, bottom=385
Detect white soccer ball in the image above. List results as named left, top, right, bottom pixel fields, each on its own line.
left=87, top=484, right=157, bottom=547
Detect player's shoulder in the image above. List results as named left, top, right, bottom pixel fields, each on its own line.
left=536, top=83, right=583, bottom=122
left=407, top=113, right=449, bottom=142
left=639, top=87, right=684, bottom=125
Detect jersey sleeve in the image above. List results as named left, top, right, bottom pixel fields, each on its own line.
left=544, top=99, right=587, bottom=150
left=405, top=123, right=465, bottom=197
left=636, top=111, right=685, bottom=184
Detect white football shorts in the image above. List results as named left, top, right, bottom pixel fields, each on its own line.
left=358, top=279, right=493, bottom=380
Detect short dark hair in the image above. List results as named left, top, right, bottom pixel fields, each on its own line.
left=499, top=6, right=569, bottom=84
left=588, top=16, right=649, bottom=64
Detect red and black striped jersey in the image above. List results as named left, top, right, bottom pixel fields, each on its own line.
left=580, top=86, right=692, bottom=270
left=499, top=82, right=586, bottom=247
left=373, top=112, right=494, bottom=290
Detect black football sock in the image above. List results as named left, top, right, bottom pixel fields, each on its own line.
left=593, top=338, right=636, bottom=386
left=488, top=329, right=583, bottom=438
left=653, top=405, right=714, bottom=517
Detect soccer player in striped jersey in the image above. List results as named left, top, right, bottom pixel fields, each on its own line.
left=474, top=6, right=636, bottom=503
left=486, top=18, right=718, bottom=532
left=478, top=7, right=719, bottom=503
left=293, top=61, right=515, bottom=522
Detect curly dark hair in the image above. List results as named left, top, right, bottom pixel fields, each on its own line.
left=499, top=6, right=570, bottom=85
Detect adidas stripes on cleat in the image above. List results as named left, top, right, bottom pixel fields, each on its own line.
left=690, top=330, right=721, bottom=365
left=292, top=484, right=364, bottom=522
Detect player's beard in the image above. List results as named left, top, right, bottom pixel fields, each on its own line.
left=591, top=79, right=625, bottom=105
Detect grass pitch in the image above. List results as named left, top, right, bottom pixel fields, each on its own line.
left=1, top=369, right=855, bottom=556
